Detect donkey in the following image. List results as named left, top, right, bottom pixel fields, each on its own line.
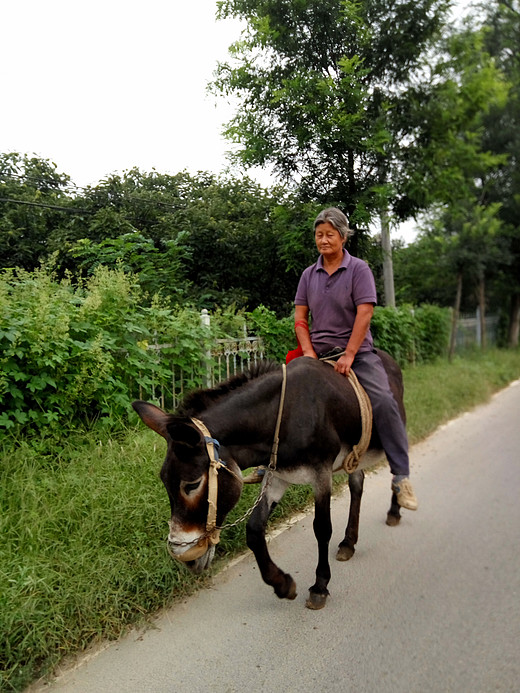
left=133, top=352, right=404, bottom=610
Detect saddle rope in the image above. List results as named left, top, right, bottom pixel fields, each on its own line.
left=320, top=354, right=373, bottom=473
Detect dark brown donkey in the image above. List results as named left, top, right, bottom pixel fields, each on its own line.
left=133, top=352, right=404, bottom=610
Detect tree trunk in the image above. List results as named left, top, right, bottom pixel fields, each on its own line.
left=449, top=271, right=463, bottom=361
left=476, top=275, right=486, bottom=350
left=508, top=293, right=520, bottom=348
left=380, top=209, right=395, bottom=308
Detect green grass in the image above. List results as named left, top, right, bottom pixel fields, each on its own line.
left=403, top=348, right=520, bottom=443
left=1, top=348, right=520, bottom=692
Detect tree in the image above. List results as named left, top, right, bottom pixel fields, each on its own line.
left=392, top=202, right=507, bottom=356
left=0, top=153, right=74, bottom=270
left=213, top=0, right=511, bottom=315
left=70, top=232, right=192, bottom=302
left=480, top=0, right=520, bottom=346
left=393, top=23, right=508, bottom=218
left=393, top=222, right=458, bottom=308
left=444, top=203, right=505, bottom=357
left=213, top=0, right=454, bottom=233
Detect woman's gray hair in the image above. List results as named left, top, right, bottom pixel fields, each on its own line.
left=313, top=207, right=353, bottom=240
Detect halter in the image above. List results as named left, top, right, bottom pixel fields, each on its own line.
left=165, top=417, right=232, bottom=563
left=167, top=364, right=288, bottom=563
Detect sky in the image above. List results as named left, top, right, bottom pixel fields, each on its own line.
left=1, top=0, right=247, bottom=186
left=2, top=0, right=473, bottom=244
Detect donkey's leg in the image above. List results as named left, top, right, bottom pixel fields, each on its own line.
left=386, top=491, right=402, bottom=526
left=246, top=475, right=297, bottom=601
left=306, top=477, right=333, bottom=610
left=337, top=469, right=365, bottom=561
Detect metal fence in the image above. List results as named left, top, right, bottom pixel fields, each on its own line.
left=455, top=310, right=499, bottom=350
left=140, top=311, right=265, bottom=411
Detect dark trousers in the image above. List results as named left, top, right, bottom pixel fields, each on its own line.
left=352, top=350, right=410, bottom=477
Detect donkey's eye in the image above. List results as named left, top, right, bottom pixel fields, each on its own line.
left=182, top=479, right=202, bottom=495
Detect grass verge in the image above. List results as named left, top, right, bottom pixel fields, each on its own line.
left=1, top=348, right=519, bottom=692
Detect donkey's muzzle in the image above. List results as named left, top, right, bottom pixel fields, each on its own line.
left=167, top=529, right=221, bottom=564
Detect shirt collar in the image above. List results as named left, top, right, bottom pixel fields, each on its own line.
left=316, top=249, right=351, bottom=272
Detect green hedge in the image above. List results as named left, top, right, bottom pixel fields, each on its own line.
left=371, top=304, right=451, bottom=366
left=249, top=304, right=451, bottom=367
left=0, top=268, right=450, bottom=437
left=0, top=268, right=233, bottom=435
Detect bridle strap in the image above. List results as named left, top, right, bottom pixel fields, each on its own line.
left=190, top=417, right=225, bottom=535
left=189, top=362, right=288, bottom=539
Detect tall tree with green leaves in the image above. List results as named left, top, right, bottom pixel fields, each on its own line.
left=480, top=0, right=520, bottom=346
left=0, top=153, right=74, bottom=270
left=213, top=0, right=454, bottom=234
left=393, top=23, right=508, bottom=217
left=212, top=0, right=510, bottom=316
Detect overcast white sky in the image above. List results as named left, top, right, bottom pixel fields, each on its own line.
left=1, top=0, right=247, bottom=187
left=1, top=0, right=474, bottom=243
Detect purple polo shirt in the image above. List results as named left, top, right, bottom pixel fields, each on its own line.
left=294, top=250, right=377, bottom=354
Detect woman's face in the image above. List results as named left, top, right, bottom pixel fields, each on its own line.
left=315, top=221, right=344, bottom=259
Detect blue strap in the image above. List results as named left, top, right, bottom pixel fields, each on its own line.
left=204, top=436, right=227, bottom=466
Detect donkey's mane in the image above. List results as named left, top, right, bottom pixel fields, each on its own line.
left=175, top=360, right=281, bottom=417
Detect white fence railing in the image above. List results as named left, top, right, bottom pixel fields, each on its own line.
left=140, top=310, right=265, bottom=411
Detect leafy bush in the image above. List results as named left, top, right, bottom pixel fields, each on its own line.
left=371, top=305, right=416, bottom=365
left=371, top=304, right=450, bottom=366
left=0, top=264, right=451, bottom=438
left=0, top=268, right=206, bottom=435
left=246, top=305, right=294, bottom=361
left=413, top=304, right=451, bottom=362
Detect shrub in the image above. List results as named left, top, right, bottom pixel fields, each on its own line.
left=413, top=304, right=451, bottom=362
left=0, top=263, right=451, bottom=438
left=246, top=305, right=294, bottom=361
left=0, top=268, right=200, bottom=435
left=371, top=304, right=450, bottom=366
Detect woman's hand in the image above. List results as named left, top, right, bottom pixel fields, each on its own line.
left=334, top=352, right=354, bottom=377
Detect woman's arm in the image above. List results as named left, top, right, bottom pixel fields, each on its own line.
left=334, top=303, right=374, bottom=376
left=294, top=305, right=318, bottom=359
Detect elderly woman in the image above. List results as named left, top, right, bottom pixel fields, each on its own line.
left=244, top=207, right=417, bottom=511
left=293, top=207, right=417, bottom=510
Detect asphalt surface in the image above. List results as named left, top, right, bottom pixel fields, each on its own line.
left=33, top=380, right=520, bottom=693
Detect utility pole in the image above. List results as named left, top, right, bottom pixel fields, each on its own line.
left=380, top=209, right=395, bottom=308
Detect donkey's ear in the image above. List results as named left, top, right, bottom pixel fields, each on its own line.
left=132, top=401, right=169, bottom=439
left=166, top=420, right=202, bottom=449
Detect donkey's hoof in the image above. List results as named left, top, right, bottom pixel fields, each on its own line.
left=336, top=544, right=355, bottom=561
left=286, top=578, right=298, bottom=600
left=276, top=574, right=297, bottom=600
left=386, top=513, right=401, bottom=527
left=306, top=591, right=328, bottom=610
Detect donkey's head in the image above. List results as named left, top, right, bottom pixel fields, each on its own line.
left=132, top=401, right=243, bottom=573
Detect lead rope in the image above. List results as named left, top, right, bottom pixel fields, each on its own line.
left=217, top=362, right=288, bottom=531
left=320, top=355, right=372, bottom=473
left=343, top=369, right=372, bottom=472
left=267, top=362, right=287, bottom=473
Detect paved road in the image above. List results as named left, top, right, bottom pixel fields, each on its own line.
left=35, top=381, right=520, bottom=693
